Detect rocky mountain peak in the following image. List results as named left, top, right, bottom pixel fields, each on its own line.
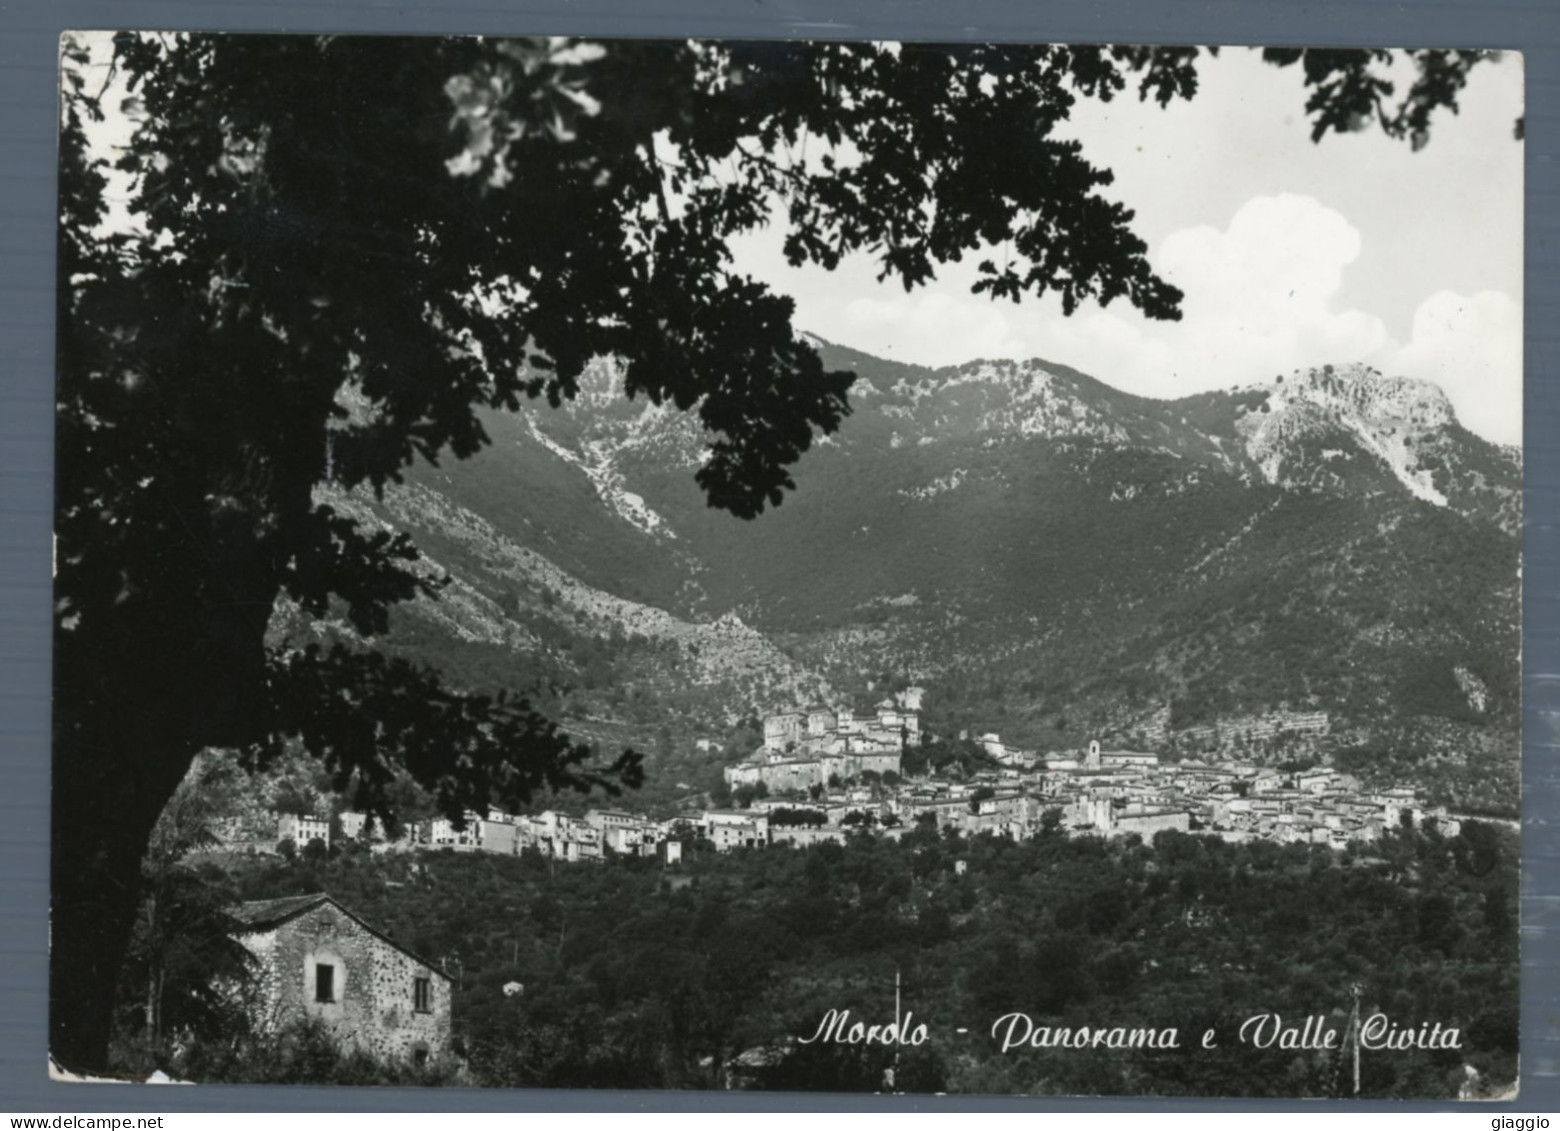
left=1235, top=363, right=1460, bottom=505
left=1264, top=363, right=1454, bottom=431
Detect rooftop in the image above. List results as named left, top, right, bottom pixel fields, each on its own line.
left=228, top=892, right=450, bottom=979
left=229, top=892, right=331, bottom=929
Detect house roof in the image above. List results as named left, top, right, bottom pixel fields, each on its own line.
left=229, top=892, right=450, bottom=981
left=230, top=892, right=334, bottom=928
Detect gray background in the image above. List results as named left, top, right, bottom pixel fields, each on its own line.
left=2, top=0, right=1555, bottom=1113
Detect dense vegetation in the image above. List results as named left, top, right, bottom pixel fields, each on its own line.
left=151, top=821, right=1517, bottom=1098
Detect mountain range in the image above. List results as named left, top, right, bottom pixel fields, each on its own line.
left=294, top=336, right=1521, bottom=815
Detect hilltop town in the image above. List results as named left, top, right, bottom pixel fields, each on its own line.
left=235, top=689, right=1458, bottom=865
left=714, top=690, right=1458, bottom=850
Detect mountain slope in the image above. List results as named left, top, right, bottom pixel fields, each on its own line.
left=334, top=337, right=1520, bottom=813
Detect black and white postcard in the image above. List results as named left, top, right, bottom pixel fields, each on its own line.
left=53, top=32, right=1523, bottom=1099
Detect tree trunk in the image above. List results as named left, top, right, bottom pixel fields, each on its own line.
left=51, top=510, right=277, bottom=1073
left=50, top=714, right=194, bottom=1074
left=143, top=906, right=158, bottom=1052
left=154, top=967, right=164, bottom=1049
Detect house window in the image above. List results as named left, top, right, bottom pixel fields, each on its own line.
left=315, top=963, right=336, bottom=1003
left=413, top=976, right=432, bottom=1013
left=412, top=1044, right=430, bottom=1068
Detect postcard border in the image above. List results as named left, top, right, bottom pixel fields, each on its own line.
left=2, top=0, right=1555, bottom=1112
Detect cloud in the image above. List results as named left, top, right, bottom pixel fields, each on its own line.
left=1099, top=197, right=1522, bottom=445
left=732, top=192, right=1521, bottom=446
left=1381, top=290, right=1522, bottom=446
left=1142, top=194, right=1393, bottom=388
left=1161, top=194, right=1364, bottom=329
left=1130, top=196, right=1520, bottom=445
left=747, top=193, right=1402, bottom=396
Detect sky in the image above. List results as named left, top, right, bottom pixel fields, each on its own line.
left=728, top=48, right=1525, bottom=446
left=74, top=37, right=1524, bottom=446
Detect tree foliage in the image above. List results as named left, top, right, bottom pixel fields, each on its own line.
left=113, top=760, right=255, bottom=1072
left=1261, top=47, right=1509, bottom=150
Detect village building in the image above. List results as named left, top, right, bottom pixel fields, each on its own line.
left=276, top=812, right=330, bottom=851
left=473, top=813, right=521, bottom=855
left=725, top=747, right=903, bottom=794
left=337, top=811, right=378, bottom=841
left=407, top=811, right=517, bottom=854
left=770, top=825, right=847, bottom=848
left=701, top=810, right=769, bottom=851
left=518, top=811, right=603, bottom=862
left=763, top=712, right=805, bottom=750
left=585, top=809, right=660, bottom=856
left=421, top=816, right=479, bottom=851
left=292, top=694, right=1449, bottom=871
left=1112, top=807, right=1192, bottom=838
left=1084, top=740, right=1159, bottom=771
left=805, top=707, right=835, bottom=737
left=719, top=720, right=1437, bottom=854
left=1250, top=769, right=1284, bottom=794
left=228, top=893, right=451, bottom=1067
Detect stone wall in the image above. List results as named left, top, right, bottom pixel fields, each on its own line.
left=238, top=902, right=451, bottom=1065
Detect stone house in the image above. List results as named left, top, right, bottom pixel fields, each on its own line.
left=229, top=893, right=452, bottom=1067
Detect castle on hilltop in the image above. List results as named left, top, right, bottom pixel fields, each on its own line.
left=724, top=688, right=923, bottom=793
